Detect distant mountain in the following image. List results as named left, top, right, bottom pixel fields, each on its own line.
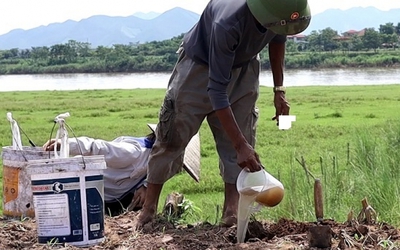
left=306, top=7, right=400, bottom=34
left=1, top=6, right=399, bottom=50
left=0, top=7, right=199, bottom=50
left=132, top=11, right=160, bottom=20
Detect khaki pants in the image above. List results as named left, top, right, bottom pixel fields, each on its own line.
left=147, top=48, right=260, bottom=184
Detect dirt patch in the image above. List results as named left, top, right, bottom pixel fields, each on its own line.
left=1, top=213, right=399, bottom=250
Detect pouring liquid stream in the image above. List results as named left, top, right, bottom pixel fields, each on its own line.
left=237, top=185, right=264, bottom=243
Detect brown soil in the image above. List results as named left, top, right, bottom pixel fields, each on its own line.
left=1, top=212, right=399, bottom=250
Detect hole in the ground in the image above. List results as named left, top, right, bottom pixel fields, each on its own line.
left=236, top=218, right=316, bottom=243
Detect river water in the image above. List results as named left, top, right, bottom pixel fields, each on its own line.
left=0, top=67, right=399, bottom=92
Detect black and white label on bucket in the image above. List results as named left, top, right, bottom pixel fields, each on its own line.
left=33, top=193, right=71, bottom=236
left=90, top=223, right=101, bottom=231
left=73, top=229, right=83, bottom=236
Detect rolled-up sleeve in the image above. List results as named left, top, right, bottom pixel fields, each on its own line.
left=207, top=23, right=238, bottom=110
left=68, top=137, right=142, bottom=169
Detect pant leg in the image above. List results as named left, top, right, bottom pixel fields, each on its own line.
left=207, top=57, right=260, bottom=184
left=147, top=49, right=212, bottom=184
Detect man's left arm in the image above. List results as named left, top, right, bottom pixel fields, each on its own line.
left=269, top=41, right=285, bottom=88
left=269, top=41, right=290, bottom=123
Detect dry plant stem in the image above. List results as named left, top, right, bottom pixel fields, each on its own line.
left=295, top=156, right=316, bottom=183
left=163, top=192, right=184, bottom=218
left=339, top=229, right=363, bottom=249
left=357, top=197, right=377, bottom=224
left=347, top=209, right=357, bottom=226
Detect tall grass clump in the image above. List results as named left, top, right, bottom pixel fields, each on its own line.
left=349, top=120, right=400, bottom=225
left=262, top=150, right=357, bottom=223
left=257, top=121, right=400, bottom=227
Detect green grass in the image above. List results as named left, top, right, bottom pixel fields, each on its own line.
left=1, top=84, right=400, bottom=226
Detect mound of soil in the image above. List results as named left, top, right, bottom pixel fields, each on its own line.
left=1, top=212, right=399, bottom=250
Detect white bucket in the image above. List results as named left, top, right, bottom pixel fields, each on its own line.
left=1, top=146, right=54, bottom=218
left=27, top=155, right=106, bottom=247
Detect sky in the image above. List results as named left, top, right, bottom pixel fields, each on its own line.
left=1, top=0, right=400, bottom=36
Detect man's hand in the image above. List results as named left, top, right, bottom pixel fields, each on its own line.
left=128, top=186, right=147, bottom=211
left=43, top=139, right=60, bottom=151
left=237, top=142, right=262, bottom=172
left=272, top=91, right=290, bottom=125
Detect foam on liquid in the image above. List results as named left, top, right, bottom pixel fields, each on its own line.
left=239, top=185, right=264, bottom=196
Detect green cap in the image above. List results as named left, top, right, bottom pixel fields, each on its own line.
left=247, top=0, right=311, bottom=35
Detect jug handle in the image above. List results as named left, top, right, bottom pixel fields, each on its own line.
left=251, top=203, right=262, bottom=212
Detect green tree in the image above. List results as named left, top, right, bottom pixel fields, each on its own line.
left=76, top=42, right=92, bottom=57
left=380, top=33, right=399, bottom=49
left=350, top=36, right=363, bottom=51
left=162, top=53, right=178, bottom=65
left=339, top=40, right=350, bottom=52
left=49, top=44, right=77, bottom=64
left=19, top=49, right=31, bottom=59
left=95, top=46, right=112, bottom=60
left=1, top=48, right=19, bottom=59
left=395, top=22, right=400, bottom=35
left=285, top=40, right=298, bottom=53
left=31, top=46, right=49, bottom=62
left=112, top=44, right=133, bottom=56
left=320, top=28, right=339, bottom=51
left=362, top=28, right=381, bottom=52
left=64, top=41, right=78, bottom=63
left=59, top=40, right=92, bottom=59
left=306, top=30, right=322, bottom=51
left=379, top=23, right=395, bottom=35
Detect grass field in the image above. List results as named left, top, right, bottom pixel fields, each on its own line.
left=1, top=84, right=400, bottom=226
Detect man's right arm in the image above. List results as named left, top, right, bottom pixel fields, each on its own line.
left=214, top=107, right=261, bottom=172
left=207, top=24, right=261, bottom=172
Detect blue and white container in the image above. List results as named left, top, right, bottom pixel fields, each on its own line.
left=27, top=155, right=106, bottom=247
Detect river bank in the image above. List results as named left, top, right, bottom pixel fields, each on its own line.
left=1, top=50, right=400, bottom=75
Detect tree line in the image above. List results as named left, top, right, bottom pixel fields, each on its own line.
left=0, top=22, right=399, bottom=74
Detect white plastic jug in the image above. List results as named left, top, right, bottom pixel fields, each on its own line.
left=236, top=168, right=284, bottom=243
